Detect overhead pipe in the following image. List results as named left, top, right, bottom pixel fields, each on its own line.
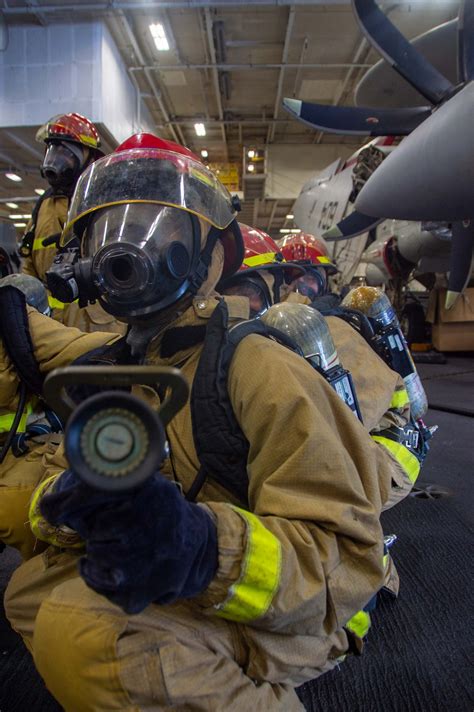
left=129, top=62, right=372, bottom=71
left=204, top=8, right=228, bottom=160
left=268, top=6, right=296, bottom=143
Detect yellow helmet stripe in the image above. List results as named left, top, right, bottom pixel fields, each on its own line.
left=243, top=252, right=278, bottom=268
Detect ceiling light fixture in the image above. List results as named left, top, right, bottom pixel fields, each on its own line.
left=35, top=188, right=45, bottom=196
left=248, top=164, right=255, bottom=172
left=279, top=228, right=291, bottom=233
left=247, top=149, right=255, bottom=159
left=14, top=222, right=26, bottom=228
left=201, top=149, right=209, bottom=158
left=9, top=214, right=23, bottom=219
left=286, top=214, right=294, bottom=219
left=22, top=214, right=32, bottom=219
left=290, top=228, right=301, bottom=233
left=149, top=23, right=170, bottom=52
left=5, top=173, right=22, bottom=182
left=6, top=202, right=18, bottom=209
left=194, top=123, right=206, bottom=137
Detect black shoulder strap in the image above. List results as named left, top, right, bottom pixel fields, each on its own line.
left=316, top=303, right=376, bottom=349
left=189, top=300, right=302, bottom=503
left=0, top=286, right=44, bottom=395
left=19, top=188, right=54, bottom=257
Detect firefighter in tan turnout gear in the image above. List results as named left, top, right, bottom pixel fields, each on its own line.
left=5, top=134, right=400, bottom=711
left=21, top=112, right=125, bottom=334
left=0, top=115, right=124, bottom=561
left=0, top=272, right=122, bottom=559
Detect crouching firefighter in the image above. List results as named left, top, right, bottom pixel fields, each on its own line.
left=6, top=133, right=398, bottom=712
left=0, top=273, right=122, bottom=560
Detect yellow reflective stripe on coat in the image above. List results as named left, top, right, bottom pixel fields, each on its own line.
left=346, top=610, right=371, bottom=639
left=215, top=506, right=282, bottom=623
left=0, top=402, right=34, bottom=433
left=48, top=295, right=67, bottom=310
left=32, top=236, right=56, bottom=252
left=372, top=435, right=420, bottom=483
left=48, top=295, right=79, bottom=310
left=243, top=252, right=277, bottom=268
left=390, top=388, right=410, bottom=410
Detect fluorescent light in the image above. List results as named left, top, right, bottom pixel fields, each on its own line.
left=9, top=214, right=23, bottom=219
left=149, top=23, right=170, bottom=51
left=5, top=173, right=22, bottom=182
left=290, top=228, right=301, bottom=233
left=286, top=214, right=294, bottom=219
left=280, top=228, right=291, bottom=233
left=14, top=222, right=26, bottom=227
left=35, top=188, right=45, bottom=196
left=6, top=202, right=18, bottom=209
left=194, top=123, right=206, bottom=137
left=200, top=149, right=209, bottom=158
left=247, top=149, right=255, bottom=159
left=22, top=214, right=32, bottom=219
left=247, top=164, right=255, bottom=172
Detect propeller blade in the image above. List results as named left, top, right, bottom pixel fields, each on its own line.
left=445, top=220, right=474, bottom=309
left=355, top=83, right=474, bottom=222
left=353, top=0, right=454, bottom=105
left=282, top=98, right=430, bottom=136
left=323, top=211, right=383, bottom=241
left=355, top=20, right=458, bottom=109
left=458, top=0, right=474, bottom=83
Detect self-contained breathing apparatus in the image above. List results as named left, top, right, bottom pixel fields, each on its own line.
left=340, top=286, right=435, bottom=466
left=261, top=302, right=362, bottom=422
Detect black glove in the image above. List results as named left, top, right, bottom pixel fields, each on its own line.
left=40, top=470, right=218, bottom=614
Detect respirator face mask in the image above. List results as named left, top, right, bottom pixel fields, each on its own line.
left=46, top=203, right=201, bottom=322
left=292, top=266, right=328, bottom=301
left=41, top=142, right=83, bottom=189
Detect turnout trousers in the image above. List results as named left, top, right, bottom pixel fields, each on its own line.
left=5, top=547, right=307, bottom=712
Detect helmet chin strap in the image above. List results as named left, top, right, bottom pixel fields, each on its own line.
left=188, top=226, right=222, bottom=295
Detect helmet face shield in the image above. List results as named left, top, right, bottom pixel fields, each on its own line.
left=83, top=203, right=200, bottom=320
left=62, top=148, right=237, bottom=246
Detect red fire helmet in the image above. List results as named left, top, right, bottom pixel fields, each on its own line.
left=280, top=232, right=337, bottom=275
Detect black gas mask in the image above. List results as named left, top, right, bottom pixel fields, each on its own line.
left=46, top=204, right=204, bottom=322
left=41, top=141, right=88, bottom=191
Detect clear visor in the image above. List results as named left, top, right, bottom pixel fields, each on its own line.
left=84, top=202, right=194, bottom=260
left=61, top=147, right=237, bottom=246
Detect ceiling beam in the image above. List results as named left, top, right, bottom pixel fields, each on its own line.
left=3, top=1, right=358, bottom=15
left=118, top=11, right=182, bottom=144
left=267, top=199, right=278, bottom=233
left=252, top=198, right=260, bottom=227
left=2, top=131, right=44, bottom=161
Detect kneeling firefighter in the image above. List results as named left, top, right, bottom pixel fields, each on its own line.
left=0, top=273, right=121, bottom=559
left=6, top=133, right=396, bottom=712
left=221, top=237, right=426, bottom=508
left=280, top=233, right=430, bottom=430
left=20, top=112, right=125, bottom=335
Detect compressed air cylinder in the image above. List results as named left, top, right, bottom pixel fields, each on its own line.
left=261, top=302, right=362, bottom=420
left=0, top=273, right=50, bottom=315
left=341, top=286, right=428, bottom=420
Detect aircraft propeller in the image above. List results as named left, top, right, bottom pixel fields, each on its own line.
left=284, top=0, right=474, bottom=308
